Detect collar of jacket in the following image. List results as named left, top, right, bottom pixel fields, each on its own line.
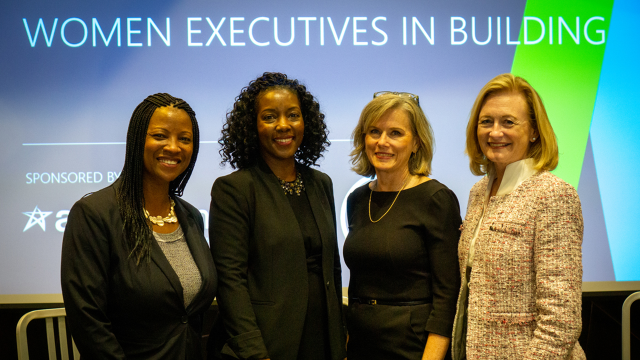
left=487, top=158, right=537, bottom=197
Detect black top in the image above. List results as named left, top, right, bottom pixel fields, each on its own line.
left=287, top=191, right=323, bottom=263
left=61, top=180, right=217, bottom=360
left=287, top=190, right=331, bottom=360
left=344, top=179, right=462, bottom=336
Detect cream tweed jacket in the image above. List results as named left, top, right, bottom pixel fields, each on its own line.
left=453, top=170, right=585, bottom=359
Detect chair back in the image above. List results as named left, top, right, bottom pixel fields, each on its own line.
left=623, top=291, right=640, bottom=360
left=16, top=308, right=79, bottom=360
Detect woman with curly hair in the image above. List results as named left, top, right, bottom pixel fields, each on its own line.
left=207, top=72, right=347, bottom=360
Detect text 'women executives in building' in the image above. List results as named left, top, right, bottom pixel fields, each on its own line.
left=452, top=74, right=585, bottom=359
left=344, top=92, right=462, bottom=360
left=61, top=93, right=217, bottom=359
left=207, top=72, right=347, bottom=360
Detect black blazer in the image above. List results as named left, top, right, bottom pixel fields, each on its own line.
left=208, top=160, right=346, bottom=360
left=61, top=181, right=217, bottom=359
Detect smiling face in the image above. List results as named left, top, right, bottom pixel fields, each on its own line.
left=256, top=88, right=304, bottom=166
left=365, top=107, right=418, bottom=178
left=477, top=90, right=538, bottom=175
left=143, top=105, right=194, bottom=187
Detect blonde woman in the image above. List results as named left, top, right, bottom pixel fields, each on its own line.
left=452, top=74, right=585, bottom=359
left=344, top=92, right=461, bottom=360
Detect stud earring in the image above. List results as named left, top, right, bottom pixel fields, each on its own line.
left=531, top=137, right=536, bottom=141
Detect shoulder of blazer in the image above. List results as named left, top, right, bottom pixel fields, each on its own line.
left=471, top=176, right=488, bottom=194
left=212, top=167, right=256, bottom=192
left=298, top=165, right=332, bottom=191
left=531, top=171, right=577, bottom=194
left=467, top=176, right=488, bottom=202
left=524, top=171, right=581, bottom=212
left=72, top=183, right=120, bottom=217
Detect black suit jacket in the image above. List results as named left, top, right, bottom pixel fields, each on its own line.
left=61, top=181, right=217, bottom=359
left=208, top=160, right=346, bottom=360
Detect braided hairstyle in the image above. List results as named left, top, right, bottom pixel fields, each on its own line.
left=219, top=72, right=330, bottom=169
left=117, top=93, right=200, bottom=264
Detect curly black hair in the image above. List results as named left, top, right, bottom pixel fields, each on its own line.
left=219, top=72, right=330, bottom=169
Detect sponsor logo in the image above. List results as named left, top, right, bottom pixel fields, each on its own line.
left=22, top=206, right=69, bottom=233
left=22, top=206, right=53, bottom=232
left=21, top=206, right=209, bottom=233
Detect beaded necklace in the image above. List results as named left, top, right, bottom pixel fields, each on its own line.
left=278, top=172, right=305, bottom=196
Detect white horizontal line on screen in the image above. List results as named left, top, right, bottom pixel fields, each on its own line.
left=22, top=139, right=353, bottom=146
left=23, top=142, right=126, bottom=146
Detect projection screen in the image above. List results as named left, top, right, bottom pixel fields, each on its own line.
left=1, top=0, right=638, bottom=303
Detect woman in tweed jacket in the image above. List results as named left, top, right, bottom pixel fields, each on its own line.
left=451, top=74, right=585, bottom=360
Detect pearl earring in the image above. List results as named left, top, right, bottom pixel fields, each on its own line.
left=531, top=137, right=536, bottom=141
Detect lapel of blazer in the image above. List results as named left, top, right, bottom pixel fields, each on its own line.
left=149, top=237, right=185, bottom=307
left=110, top=179, right=182, bottom=300
left=300, top=167, right=335, bottom=263
left=148, top=200, right=201, bottom=307
left=254, top=158, right=306, bottom=248
left=255, top=158, right=301, bottom=219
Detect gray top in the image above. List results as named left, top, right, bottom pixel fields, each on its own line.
left=154, top=226, right=202, bottom=307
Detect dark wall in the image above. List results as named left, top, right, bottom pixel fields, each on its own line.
left=580, top=293, right=640, bottom=358
left=2, top=294, right=639, bottom=359
left=1, top=304, right=218, bottom=360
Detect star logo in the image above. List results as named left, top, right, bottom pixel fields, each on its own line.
left=23, top=206, right=52, bottom=232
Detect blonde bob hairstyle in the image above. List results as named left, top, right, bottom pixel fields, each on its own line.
left=350, top=93, right=434, bottom=178
left=466, top=73, right=559, bottom=176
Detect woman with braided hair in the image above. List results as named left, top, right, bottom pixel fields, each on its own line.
left=61, top=93, right=217, bottom=359
left=207, top=72, right=347, bottom=360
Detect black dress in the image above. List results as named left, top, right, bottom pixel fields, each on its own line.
left=287, top=189, right=331, bottom=360
left=343, top=180, right=462, bottom=360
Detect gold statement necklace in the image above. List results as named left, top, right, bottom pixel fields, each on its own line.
left=368, top=176, right=410, bottom=223
left=278, top=171, right=305, bottom=196
left=144, top=198, right=177, bottom=226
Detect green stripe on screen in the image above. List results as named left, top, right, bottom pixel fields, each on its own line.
left=511, top=0, right=614, bottom=187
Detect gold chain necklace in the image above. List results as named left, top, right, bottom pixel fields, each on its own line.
left=144, top=199, right=177, bottom=226
left=368, top=176, right=410, bottom=223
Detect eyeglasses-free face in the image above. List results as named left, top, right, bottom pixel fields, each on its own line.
left=364, top=107, right=419, bottom=178
left=477, top=90, right=538, bottom=176
left=143, top=106, right=194, bottom=187
left=256, top=88, right=305, bottom=167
